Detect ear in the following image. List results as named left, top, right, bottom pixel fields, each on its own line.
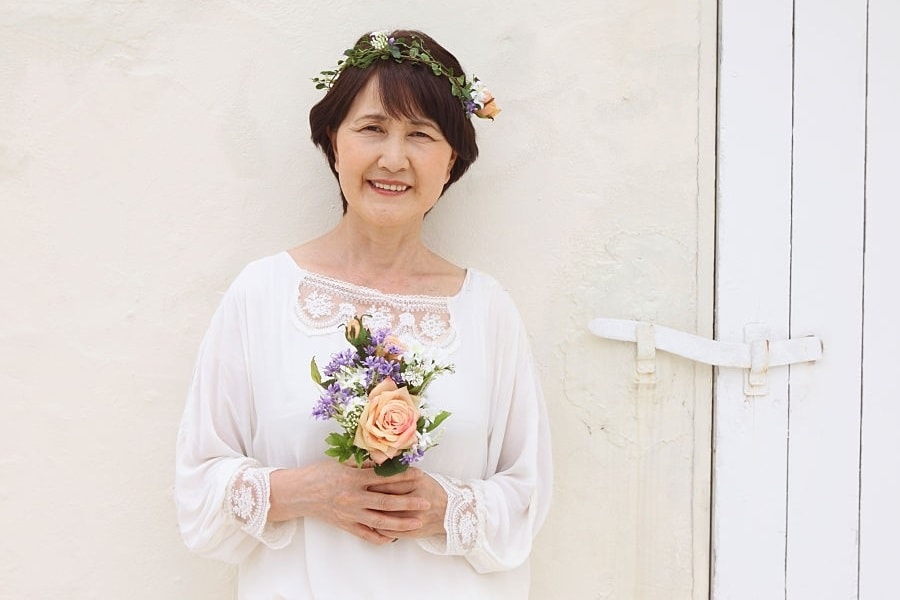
left=445, top=151, right=457, bottom=182
left=329, top=128, right=340, bottom=172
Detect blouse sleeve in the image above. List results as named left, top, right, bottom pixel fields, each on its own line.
left=174, top=272, right=295, bottom=563
left=418, top=285, right=553, bottom=573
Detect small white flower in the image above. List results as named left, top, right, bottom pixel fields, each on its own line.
left=347, top=395, right=367, bottom=411
left=336, top=367, right=367, bottom=390
left=417, top=430, right=434, bottom=450
left=370, top=31, right=390, bottom=50
left=408, top=343, right=443, bottom=366
left=469, top=78, right=488, bottom=106
left=405, top=370, right=425, bottom=388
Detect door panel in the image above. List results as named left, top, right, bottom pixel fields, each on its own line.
left=859, top=1, right=900, bottom=597
left=786, top=1, right=867, bottom=597
left=713, top=0, right=794, bottom=596
left=715, top=1, right=899, bottom=598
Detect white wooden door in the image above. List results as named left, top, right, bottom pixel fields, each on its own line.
left=713, top=1, right=900, bottom=598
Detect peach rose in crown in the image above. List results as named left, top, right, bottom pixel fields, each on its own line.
left=475, top=93, right=501, bottom=120
left=354, top=378, right=420, bottom=464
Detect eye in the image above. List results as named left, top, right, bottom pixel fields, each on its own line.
left=361, top=125, right=384, bottom=133
left=410, top=130, right=435, bottom=140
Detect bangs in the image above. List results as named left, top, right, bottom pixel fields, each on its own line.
left=371, top=62, right=460, bottom=132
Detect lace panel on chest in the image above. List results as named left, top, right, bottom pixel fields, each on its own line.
left=295, top=272, right=457, bottom=349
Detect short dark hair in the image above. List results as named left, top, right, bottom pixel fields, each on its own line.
left=309, top=30, right=479, bottom=212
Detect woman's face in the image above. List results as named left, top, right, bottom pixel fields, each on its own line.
left=332, top=78, right=457, bottom=230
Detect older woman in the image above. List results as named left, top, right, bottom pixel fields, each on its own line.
left=175, top=30, right=552, bottom=599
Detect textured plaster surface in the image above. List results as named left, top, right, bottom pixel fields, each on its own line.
left=0, top=2, right=714, bottom=598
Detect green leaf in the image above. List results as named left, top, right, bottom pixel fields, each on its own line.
left=374, top=458, right=409, bottom=477
left=310, top=357, right=323, bottom=386
left=325, top=432, right=348, bottom=447
left=325, top=447, right=350, bottom=462
left=425, top=410, right=451, bottom=432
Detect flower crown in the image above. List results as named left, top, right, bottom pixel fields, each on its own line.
left=312, top=31, right=500, bottom=120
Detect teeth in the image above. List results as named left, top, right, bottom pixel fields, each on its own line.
left=372, top=181, right=409, bottom=192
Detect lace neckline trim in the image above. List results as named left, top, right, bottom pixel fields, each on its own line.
left=289, top=260, right=465, bottom=350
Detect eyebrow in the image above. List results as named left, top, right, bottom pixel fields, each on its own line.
left=353, top=113, right=440, bottom=129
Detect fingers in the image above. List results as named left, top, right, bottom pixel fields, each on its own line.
left=348, top=522, right=398, bottom=546
left=364, top=465, right=425, bottom=495
left=315, top=462, right=440, bottom=542
left=367, top=479, right=418, bottom=495
left=331, top=499, right=423, bottom=533
left=363, top=509, right=422, bottom=532
left=331, top=485, right=429, bottom=513
left=373, top=528, right=403, bottom=541
left=328, top=481, right=427, bottom=535
left=373, top=471, right=449, bottom=539
left=369, top=487, right=430, bottom=511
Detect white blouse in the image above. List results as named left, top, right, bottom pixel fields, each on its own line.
left=175, top=252, right=553, bottom=600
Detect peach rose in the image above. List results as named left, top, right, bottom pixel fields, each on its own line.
left=475, top=93, right=501, bottom=120
left=354, top=378, right=420, bottom=464
left=376, top=335, right=407, bottom=362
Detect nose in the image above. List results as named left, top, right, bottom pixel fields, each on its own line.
left=377, top=134, right=410, bottom=172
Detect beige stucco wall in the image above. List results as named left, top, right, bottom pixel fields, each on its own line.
left=0, top=1, right=715, bottom=598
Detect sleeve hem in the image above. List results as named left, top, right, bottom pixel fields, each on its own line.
left=225, top=465, right=295, bottom=549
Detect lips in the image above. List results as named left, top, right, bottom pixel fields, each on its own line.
left=370, top=180, right=410, bottom=192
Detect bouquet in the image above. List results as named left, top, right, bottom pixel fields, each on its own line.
left=310, top=316, right=453, bottom=476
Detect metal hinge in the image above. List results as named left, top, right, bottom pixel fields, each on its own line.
left=588, top=318, right=823, bottom=395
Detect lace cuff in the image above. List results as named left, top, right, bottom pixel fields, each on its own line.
left=417, top=473, right=483, bottom=556
left=226, top=466, right=293, bottom=548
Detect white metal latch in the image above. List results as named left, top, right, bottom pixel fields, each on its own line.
left=588, top=318, right=823, bottom=396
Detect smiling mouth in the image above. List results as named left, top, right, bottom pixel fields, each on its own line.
left=370, top=181, right=410, bottom=193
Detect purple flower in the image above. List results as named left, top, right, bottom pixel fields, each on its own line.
left=369, top=328, right=390, bottom=346
left=400, top=446, right=426, bottom=465
left=382, top=339, right=405, bottom=359
left=312, top=382, right=349, bottom=420
left=363, top=355, right=401, bottom=386
left=323, top=348, right=358, bottom=377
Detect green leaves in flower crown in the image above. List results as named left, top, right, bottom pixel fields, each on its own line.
left=310, top=31, right=498, bottom=120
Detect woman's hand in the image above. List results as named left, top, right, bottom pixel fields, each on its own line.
left=268, top=460, right=431, bottom=545
left=366, top=467, right=448, bottom=540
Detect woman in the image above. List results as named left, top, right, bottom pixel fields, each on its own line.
left=175, top=29, right=552, bottom=599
